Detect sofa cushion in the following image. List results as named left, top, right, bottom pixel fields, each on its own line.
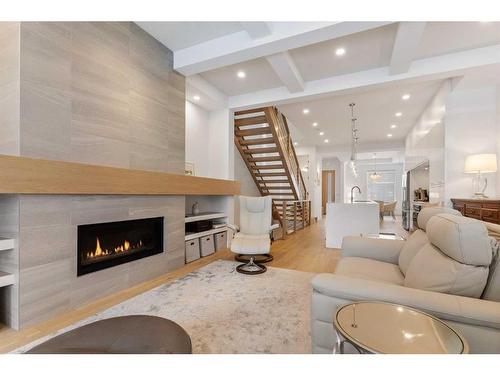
left=230, top=233, right=270, bottom=255
left=426, top=214, right=492, bottom=266
left=404, top=243, right=489, bottom=298
left=417, top=207, right=461, bottom=231
left=335, top=257, right=404, bottom=286
left=398, top=229, right=428, bottom=276
left=482, top=237, right=500, bottom=302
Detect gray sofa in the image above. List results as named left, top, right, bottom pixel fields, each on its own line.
left=311, top=207, right=500, bottom=354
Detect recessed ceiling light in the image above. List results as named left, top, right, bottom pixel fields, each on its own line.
left=302, top=108, right=310, bottom=114
left=335, top=48, right=346, bottom=56
left=324, top=139, right=329, bottom=143
left=193, top=95, right=200, bottom=101
left=402, top=94, right=410, bottom=100
left=395, top=112, right=402, bottom=117
left=312, top=122, right=318, bottom=127
left=390, top=124, right=397, bottom=129
left=387, top=133, right=393, bottom=138
left=319, top=131, right=324, bottom=136
left=237, top=71, right=246, bottom=78
left=293, top=141, right=298, bottom=146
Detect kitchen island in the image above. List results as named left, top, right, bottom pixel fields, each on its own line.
left=326, top=201, right=380, bottom=248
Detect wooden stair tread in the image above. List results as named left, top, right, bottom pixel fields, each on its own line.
left=254, top=172, right=287, bottom=177
left=258, top=180, right=289, bottom=184
left=250, top=165, right=284, bottom=170
left=247, top=156, right=282, bottom=162
left=235, top=115, right=268, bottom=127
left=234, top=107, right=268, bottom=116
left=240, top=138, right=275, bottom=146
left=243, top=147, right=278, bottom=154
left=236, top=127, right=272, bottom=137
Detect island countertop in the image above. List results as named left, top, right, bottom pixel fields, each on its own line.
left=325, top=201, right=380, bottom=248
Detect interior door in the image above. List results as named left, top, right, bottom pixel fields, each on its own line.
left=322, top=170, right=335, bottom=215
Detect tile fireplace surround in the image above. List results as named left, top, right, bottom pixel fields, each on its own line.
left=0, top=22, right=188, bottom=330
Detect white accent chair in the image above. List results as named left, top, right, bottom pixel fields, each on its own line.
left=311, top=207, right=500, bottom=353
left=229, top=196, right=279, bottom=274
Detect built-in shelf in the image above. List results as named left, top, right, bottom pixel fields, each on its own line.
left=185, top=227, right=228, bottom=241
left=0, top=271, right=15, bottom=288
left=0, top=237, right=14, bottom=252
left=184, top=212, right=227, bottom=223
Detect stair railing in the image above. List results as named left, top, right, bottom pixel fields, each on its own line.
left=272, top=107, right=308, bottom=201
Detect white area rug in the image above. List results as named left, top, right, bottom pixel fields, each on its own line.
left=16, top=260, right=315, bottom=354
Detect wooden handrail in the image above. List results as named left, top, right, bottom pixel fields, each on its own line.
left=273, top=107, right=308, bottom=200
left=280, top=112, right=308, bottom=200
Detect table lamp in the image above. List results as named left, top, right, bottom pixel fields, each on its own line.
left=464, top=154, right=497, bottom=198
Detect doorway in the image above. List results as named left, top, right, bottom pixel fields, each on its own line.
left=322, top=170, right=335, bottom=215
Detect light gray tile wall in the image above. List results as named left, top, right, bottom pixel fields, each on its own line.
left=0, top=23, right=20, bottom=329
left=0, top=22, right=20, bottom=156
left=10, top=22, right=186, bottom=328
left=0, top=196, right=20, bottom=329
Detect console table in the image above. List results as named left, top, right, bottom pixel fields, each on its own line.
left=451, top=198, right=500, bottom=224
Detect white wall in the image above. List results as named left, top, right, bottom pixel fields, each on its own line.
left=185, top=101, right=211, bottom=177
left=322, top=157, right=343, bottom=203
left=296, top=146, right=322, bottom=220
left=444, top=86, right=498, bottom=202
left=208, top=108, right=232, bottom=180
left=405, top=80, right=451, bottom=204
left=185, top=102, right=234, bottom=181
left=344, top=161, right=404, bottom=214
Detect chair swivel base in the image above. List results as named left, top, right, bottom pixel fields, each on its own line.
left=234, top=253, right=273, bottom=264
left=235, top=257, right=267, bottom=275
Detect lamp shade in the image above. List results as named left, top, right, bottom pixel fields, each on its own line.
left=464, top=154, right=497, bottom=173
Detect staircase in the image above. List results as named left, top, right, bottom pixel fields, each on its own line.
left=234, top=106, right=311, bottom=235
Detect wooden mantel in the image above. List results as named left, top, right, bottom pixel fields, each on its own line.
left=0, top=154, right=240, bottom=196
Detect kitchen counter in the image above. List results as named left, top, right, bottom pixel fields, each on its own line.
left=325, top=201, right=380, bottom=248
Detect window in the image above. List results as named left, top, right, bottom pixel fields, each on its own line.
left=366, top=170, right=396, bottom=202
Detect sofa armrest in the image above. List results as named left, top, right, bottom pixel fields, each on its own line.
left=341, top=236, right=405, bottom=264
left=312, top=274, right=500, bottom=330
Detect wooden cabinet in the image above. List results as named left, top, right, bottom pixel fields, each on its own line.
left=451, top=199, right=500, bottom=224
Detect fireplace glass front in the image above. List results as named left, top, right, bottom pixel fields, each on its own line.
left=77, top=217, right=164, bottom=276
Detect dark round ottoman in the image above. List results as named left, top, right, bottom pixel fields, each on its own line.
left=26, top=315, right=192, bottom=354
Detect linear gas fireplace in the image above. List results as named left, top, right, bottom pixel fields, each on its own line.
left=77, top=217, right=164, bottom=276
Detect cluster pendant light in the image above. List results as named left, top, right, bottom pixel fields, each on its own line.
left=349, top=103, right=359, bottom=178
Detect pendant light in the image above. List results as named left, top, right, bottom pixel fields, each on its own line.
left=370, top=153, right=381, bottom=181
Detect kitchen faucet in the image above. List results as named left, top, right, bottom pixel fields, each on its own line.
left=350, top=185, right=361, bottom=203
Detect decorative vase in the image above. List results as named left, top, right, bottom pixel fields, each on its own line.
left=192, top=202, right=200, bottom=216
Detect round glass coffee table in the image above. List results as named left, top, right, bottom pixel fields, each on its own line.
left=333, top=301, right=468, bottom=354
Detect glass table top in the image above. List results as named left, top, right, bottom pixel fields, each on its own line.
left=334, top=302, right=468, bottom=354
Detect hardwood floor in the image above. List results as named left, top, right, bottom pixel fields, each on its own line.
left=0, top=215, right=406, bottom=353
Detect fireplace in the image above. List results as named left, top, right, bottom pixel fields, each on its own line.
left=77, top=217, right=164, bottom=276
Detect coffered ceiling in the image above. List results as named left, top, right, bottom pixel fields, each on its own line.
left=137, top=21, right=500, bottom=151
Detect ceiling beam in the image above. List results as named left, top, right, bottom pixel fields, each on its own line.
left=389, top=22, right=427, bottom=75
left=228, top=43, right=500, bottom=110
left=265, top=51, right=304, bottom=93
left=240, top=22, right=272, bottom=39
left=174, top=22, right=393, bottom=75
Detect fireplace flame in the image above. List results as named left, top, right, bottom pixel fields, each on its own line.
left=85, top=237, right=143, bottom=260
left=95, top=237, right=103, bottom=256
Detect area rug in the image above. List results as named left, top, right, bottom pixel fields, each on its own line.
left=15, top=260, right=315, bottom=354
